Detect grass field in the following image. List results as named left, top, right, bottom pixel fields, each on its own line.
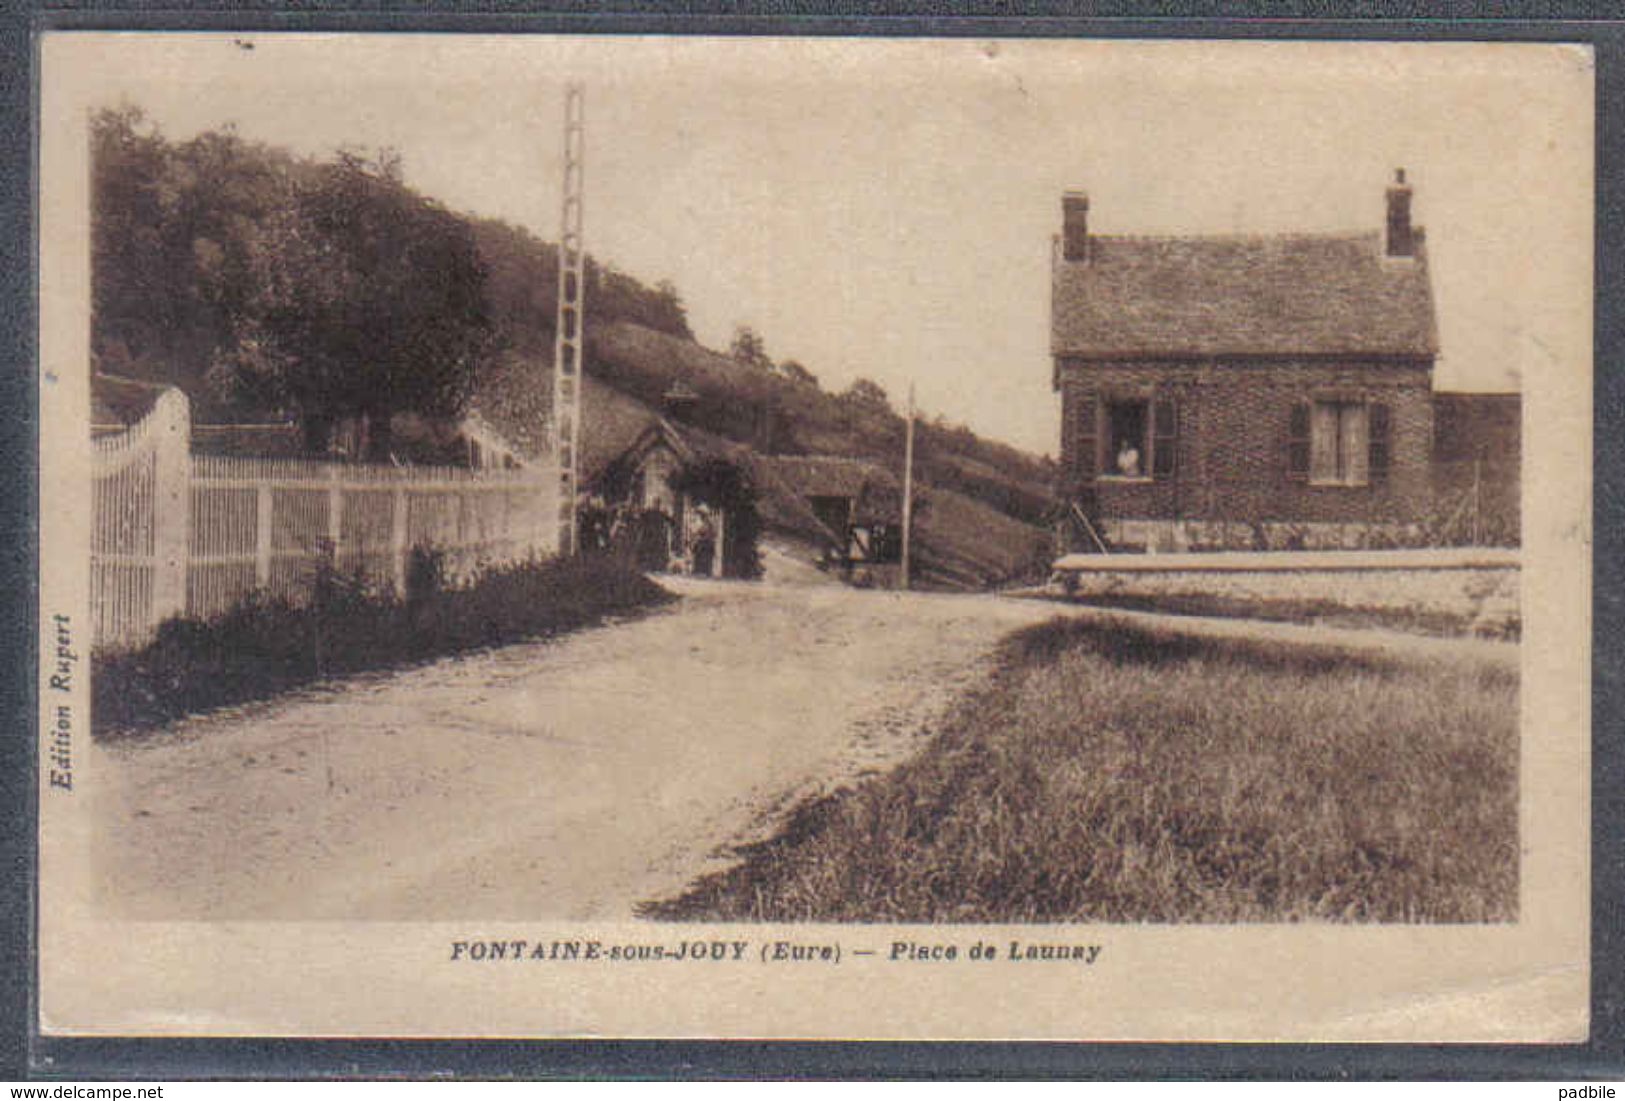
left=1059, top=592, right=1488, bottom=638
left=646, top=616, right=1518, bottom=923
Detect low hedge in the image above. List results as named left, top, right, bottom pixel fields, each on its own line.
left=93, top=553, right=674, bottom=738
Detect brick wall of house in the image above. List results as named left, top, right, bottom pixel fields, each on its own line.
left=1057, top=358, right=1436, bottom=529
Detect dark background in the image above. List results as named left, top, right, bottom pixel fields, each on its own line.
left=1, top=4, right=1620, bottom=1082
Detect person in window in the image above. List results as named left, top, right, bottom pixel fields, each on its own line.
left=1116, top=440, right=1142, bottom=476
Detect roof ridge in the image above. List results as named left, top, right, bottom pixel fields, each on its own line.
left=769, top=453, right=879, bottom=467
left=1052, top=224, right=1437, bottom=357
left=1089, top=228, right=1383, bottom=244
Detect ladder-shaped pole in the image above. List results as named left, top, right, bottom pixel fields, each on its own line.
left=552, top=83, right=586, bottom=555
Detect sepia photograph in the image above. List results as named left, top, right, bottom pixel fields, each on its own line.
left=35, top=33, right=1591, bottom=1041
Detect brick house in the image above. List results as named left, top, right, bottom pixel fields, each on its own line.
left=1052, top=172, right=1449, bottom=551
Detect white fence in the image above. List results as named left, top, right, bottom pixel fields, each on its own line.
left=92, top=390, right=557, bottom=651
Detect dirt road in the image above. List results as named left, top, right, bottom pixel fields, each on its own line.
left=98, top=579, right=1078, bottom=920
left=97, top=577, right=1515, bottom=921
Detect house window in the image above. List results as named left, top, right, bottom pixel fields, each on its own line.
left=1288, top=400, right=1390, bottom=487
left=1312, top=401, right=1369, bottom=486
left=1105, top=400, right=1149, bottom=477
left=1069, top=392, right=1177, bottom=483
left=1087, top=396, right=1176, bottom=480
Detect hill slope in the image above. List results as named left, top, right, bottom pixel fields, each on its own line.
left=476, top=349, right=1052, bottom=589
left=581, top=322, right=1056, bottom=531
left=90, top=109, right=1057, bottom=587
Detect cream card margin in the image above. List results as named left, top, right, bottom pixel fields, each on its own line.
left=36, top=34, right=1592, bottom=1042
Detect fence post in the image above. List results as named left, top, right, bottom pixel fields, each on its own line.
left=712, top=507, right=727, bottom=579
left=456, top=489, right=470, bottom=578
left=327, top=464, right=344, bottom=559
left=150, top=389, right=191, bottom=627
left=255, top=484, right=273, bottom=588
left=392, top=487, right=409, bottom=597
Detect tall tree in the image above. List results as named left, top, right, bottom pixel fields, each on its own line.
left=92, top=107, right=286, bottom=410
left=840, top=377, right=892, bottom=414
left=91, top=106, right=172, bottom=378
left=778, top=358, right=818, bottom=388
left=729, top=325, right=775, bottom=374
left=650, top=279, right=692, bottom=339
left=209, top=150, right=493, bottom=457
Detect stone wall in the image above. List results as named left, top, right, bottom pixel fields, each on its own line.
left=1101, top=518, right=1429, bottom=553
left=1055, top=561, right=1518, bottom=638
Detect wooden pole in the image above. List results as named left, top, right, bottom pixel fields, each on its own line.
left=1472, top=458, right=1482, bottom=546
left=901, top=381, right=915, bottom=590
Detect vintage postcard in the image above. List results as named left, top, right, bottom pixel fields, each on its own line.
left=36, top=34, right=1591, bottom=1041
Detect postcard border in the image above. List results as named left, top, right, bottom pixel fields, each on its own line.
left=5, top=6, right=1623, bottom=1082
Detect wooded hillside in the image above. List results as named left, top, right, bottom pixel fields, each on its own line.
left=91, top=109, right=1057, bottom=581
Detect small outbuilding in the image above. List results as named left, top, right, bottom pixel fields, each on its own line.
left=750, top=455, right=905, bottom=570
left=583, top=417, right=760, bottom=578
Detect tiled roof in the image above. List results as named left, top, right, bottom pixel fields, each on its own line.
left=752, top=455, right=902, bottom=526
left=588, top=421, right=848, bottom=546
left=1051, top=231, right=1437, bottom=358
left=744, top=456, right=846, bottom=545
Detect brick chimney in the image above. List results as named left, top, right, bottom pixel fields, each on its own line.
left=1062, top=191, right=1091, bottom=263
left=1385, top=168, right=1414, bottom=258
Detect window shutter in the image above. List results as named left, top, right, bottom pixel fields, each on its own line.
left=1368, top=402, right=1391, bottom=483
left=1073, top=392, right=1097, bottom=480
left=1152, top=398, right=1178, bottom=479
left=1286, top=402, right=1311, bottom=483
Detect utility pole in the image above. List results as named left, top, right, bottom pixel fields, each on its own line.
left=901, top=381, right=915, bottom=590
left=552, top=83, right=586, bottom=556
left=1471, top=457, right=1482, bottom=547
